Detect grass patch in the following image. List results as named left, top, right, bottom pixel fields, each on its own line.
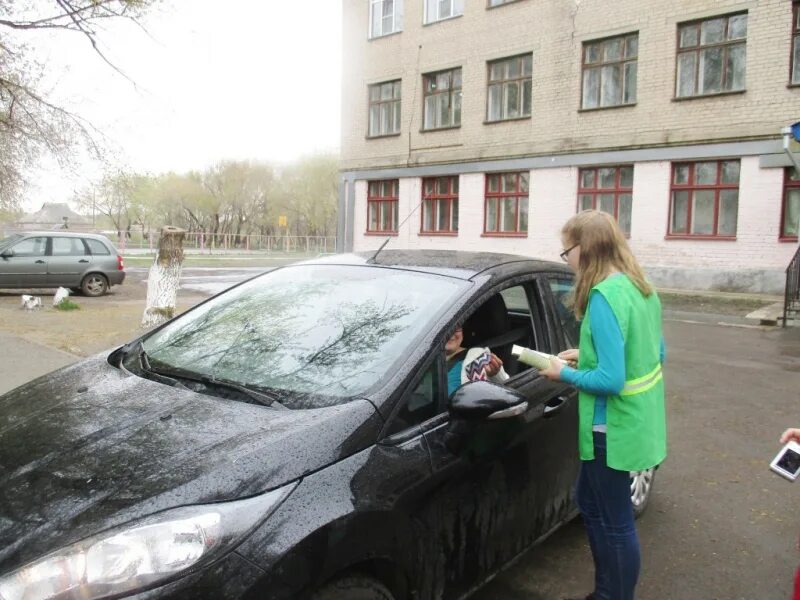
left=54, top=299, right=81, bottom=311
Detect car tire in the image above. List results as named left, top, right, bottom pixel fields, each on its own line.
left=312, top=575, right=395, bottom=600
left=80, top=273, right=109, bottom=297
left=630, top=467, right=656, bottom=518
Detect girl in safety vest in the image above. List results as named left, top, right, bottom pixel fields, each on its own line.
left=540, top=210, right=666, bottom=600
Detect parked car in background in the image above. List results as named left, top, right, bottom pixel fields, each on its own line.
left=0, top=231, right=125, bottom=296
left=0, top=250, right=658, bottom=599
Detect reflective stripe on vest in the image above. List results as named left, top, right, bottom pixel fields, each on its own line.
left=620, top=363, right=663, bottom=396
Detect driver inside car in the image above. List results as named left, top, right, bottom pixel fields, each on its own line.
left=445, top=326, right=509, bottom=396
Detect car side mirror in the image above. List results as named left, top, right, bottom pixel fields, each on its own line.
left=449, top=380, right=528, bottom=421
left=1, top=249, right=12, bottom=258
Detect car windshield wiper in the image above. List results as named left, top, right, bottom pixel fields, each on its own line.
left=117, top=342, right=286, bottom=409
left=198, top=375, right=287, bottom=409
left=117, top=340, right=189, bottom=390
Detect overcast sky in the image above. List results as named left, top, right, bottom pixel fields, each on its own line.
left=23, top=0, right=342, bottom=211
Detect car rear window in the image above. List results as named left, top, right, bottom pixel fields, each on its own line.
left=52, top=237, right=87, bottom=256
left=142, top=265, right=468, bottom=408
left=85, top=238, right=110, bottom=255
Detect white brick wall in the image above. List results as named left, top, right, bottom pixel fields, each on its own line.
left=352, top=158, right=796, bottom=279
left=342, top=0, right=799, bottom=292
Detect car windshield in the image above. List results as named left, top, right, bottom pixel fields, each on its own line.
left=141, top=264, right=467, bottom=408
left=0, top=234, right=23, bottom=250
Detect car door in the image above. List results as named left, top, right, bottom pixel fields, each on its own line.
left=0, top=236, right=48, bottom=287
left=47, top=237, right=91, bottom=287
left=418, top=279, right=579, bottom=599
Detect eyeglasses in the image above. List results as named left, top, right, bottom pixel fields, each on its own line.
left=559, top=244, right=579, bottom=262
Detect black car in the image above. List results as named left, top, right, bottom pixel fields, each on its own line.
left=0, top=250, right=657, bottom=600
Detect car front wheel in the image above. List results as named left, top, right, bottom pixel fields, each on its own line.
left=81, top=273, right=108, bottom=297
left=312, top=576, right=395, bottom=600
left=630, top=467, right=656, bottom=518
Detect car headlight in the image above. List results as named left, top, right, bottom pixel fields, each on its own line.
left=0, top=482, right=296, bottom=600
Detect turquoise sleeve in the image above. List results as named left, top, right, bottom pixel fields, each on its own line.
left=447, top=360, right=463, bottom=396
left=559, top=293, right=625, bottom=397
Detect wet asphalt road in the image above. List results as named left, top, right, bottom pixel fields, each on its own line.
left=471, top=319, right=800, bottom=600
left=124, top=265, right=271, bottom=296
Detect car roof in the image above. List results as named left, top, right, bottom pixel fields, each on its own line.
left=17, top=231, right=112, bottom=241
left=302, top=249, right=570, bottom=280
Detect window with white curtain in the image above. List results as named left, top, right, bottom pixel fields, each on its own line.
left=676, top=13, right=747, bottom=98
left=369, top=0, right=403, bottom=39
left=424, top=0, right=464, bottom=24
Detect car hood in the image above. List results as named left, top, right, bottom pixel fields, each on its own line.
left=0, top=354, right=382, bottom=574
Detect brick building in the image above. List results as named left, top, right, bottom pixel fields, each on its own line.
left=338, top=0, right=800, bottom=293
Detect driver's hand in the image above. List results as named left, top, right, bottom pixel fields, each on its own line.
left=486, top=353, right=503, bottom=377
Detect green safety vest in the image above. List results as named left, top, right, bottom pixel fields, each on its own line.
left=577, top=274, right=667, bottom=471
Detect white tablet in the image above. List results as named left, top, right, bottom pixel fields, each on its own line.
left=770, top=440, right=800, bottom=482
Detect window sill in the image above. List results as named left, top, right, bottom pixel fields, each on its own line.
left=672, top=89, right=746, bottom=102
left=423, top=14, right=463, bottom=27
left=779, top=236, right=799, bottom=243
left=366, top=133, right=402, bottom=140
left=482, top=232, right=528, bottom=238
left=368, top=30, right=402, bottom=41
left=789, top=83, right=800, bottom=89
left=487, top=0, right=526, bottom=8
left=483, top=116, right=532, bottom=125
left=365, top=231, right=399, bottom=237
left=578, top=102, right=637, bottom=113
left=420, top=125, right=461, bottom=133
left=664, top=235, right=737, bottom=241
left=419, top=231, right=459, bottom=236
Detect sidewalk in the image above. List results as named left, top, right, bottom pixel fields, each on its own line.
left=0, top=331, right=78, bottom=395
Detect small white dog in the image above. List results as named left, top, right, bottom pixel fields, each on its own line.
left=20, top=295, right=43, bottom=310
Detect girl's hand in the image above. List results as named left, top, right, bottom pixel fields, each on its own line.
left=539, top=356, right=564, bottom=381
left=779, top=428, right=800, bottom=444
left=558, top=348, right=579, bottom=368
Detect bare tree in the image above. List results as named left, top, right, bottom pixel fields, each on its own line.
left=0, top=0, right=157, bottom=213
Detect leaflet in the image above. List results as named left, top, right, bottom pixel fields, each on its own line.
left=511, top=345, right=567, bottom=370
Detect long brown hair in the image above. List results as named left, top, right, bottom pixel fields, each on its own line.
left=562, top=210, right=652, bottom=319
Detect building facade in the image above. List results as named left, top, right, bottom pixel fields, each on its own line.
left=339, top=0, right=800, bottom=293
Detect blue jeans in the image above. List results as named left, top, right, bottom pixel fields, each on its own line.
left=576, top=432, right=640, bottom=600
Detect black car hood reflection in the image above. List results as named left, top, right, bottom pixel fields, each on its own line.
left=0, top=354, right=381, bottom=574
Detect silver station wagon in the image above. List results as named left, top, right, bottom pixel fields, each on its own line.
left=0, top=231, right=125, bottom=296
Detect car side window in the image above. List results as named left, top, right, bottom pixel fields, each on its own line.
left=85, top=239, right=110, bottom=255
left=385, top=359, right=441, bottom=436
left=462, top=283, right=540, bottom=378
left=51, top=237, right=87, bottom=256
left=548, top=277, right=580, bottom=348
left=10, top=237, right=46, bottom=257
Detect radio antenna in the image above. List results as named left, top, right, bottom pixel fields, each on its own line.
left=367, top=196, right=426, bottom=264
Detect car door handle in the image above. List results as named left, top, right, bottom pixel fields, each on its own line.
left=35, top=260, right=45, bottom=264
left=78, top=259, right=89, bottom=263
left=543, top=396, right=567, bottom=417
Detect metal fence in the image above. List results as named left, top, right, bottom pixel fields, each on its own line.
left=2, top=227, right=337, bottom=255
left=120, top=232, right=337, bottom=255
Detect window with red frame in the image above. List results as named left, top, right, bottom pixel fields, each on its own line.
left=421, top=176, right=458, bottom=234
left=669, top=160, right=740, bottom=238
left=782, top=168, right=800, bottom=240
left=485, top=172, right=529, bottom=235
left=367, top=180, right=399, bottom=233
left=578, top=166, right=633, bottom=234
left=792, top=2, right=800, bottom=85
